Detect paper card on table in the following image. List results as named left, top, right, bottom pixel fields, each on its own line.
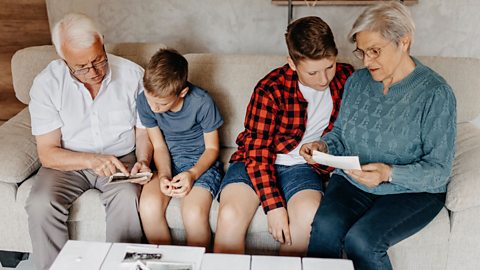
left=312, top=150, right=361, bottom=170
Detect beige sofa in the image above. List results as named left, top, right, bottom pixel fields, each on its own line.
left=1, top=43, right=480, bottom=270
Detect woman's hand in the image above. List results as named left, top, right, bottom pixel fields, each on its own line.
left=299, top=141, right=327, bottom=164
left=346, top=163, right=392, bottom=188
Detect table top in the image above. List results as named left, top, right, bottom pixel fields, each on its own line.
left=50, top=240, right=354, bottom=270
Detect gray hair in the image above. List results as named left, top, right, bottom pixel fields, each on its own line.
left=51, top=13, right=104, bottom=59
left=348, top=1, right=415, bottom=46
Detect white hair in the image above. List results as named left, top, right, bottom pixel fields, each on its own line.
left=348, top=1, right=415, bottom=46
left=51, top=13, right=104, bottom=59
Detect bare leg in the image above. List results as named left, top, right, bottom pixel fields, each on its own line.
left=214, top=183, right=260, bottom=254
left=139, top=176, right=172, bottom=244
left=181, top=187, right=213, bottom=249
left=279, top=189, right=321, bottom=256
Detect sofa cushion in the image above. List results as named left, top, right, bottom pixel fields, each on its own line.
left=185, top=54, right=286, bottom=147
left=0, top=108, right=40, bottom=183
left=446, top=122, right=480, bottom=212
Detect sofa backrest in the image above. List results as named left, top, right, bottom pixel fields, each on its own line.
left=11, top=43, right=166, bottom=105
left=11, top=44, right=480, bottom=148
left=185, top=53, right=480, bottom=148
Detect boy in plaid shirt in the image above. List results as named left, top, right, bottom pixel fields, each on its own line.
left=214, top=16, right=354, bottom=256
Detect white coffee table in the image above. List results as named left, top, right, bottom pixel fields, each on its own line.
left=50, top=240, right=353, bottom=270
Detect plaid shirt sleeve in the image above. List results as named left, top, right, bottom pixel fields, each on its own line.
left=242, top=80, right=286, bottom=213
left=311, top=63, right=355, bottom=175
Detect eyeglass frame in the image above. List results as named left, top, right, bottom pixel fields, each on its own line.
left=64, top=49, right=109, bottom=76
left=352, top=41, right=393, bottom=60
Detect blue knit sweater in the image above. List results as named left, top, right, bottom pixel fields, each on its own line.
left=323, top=57, right=456, bottom=194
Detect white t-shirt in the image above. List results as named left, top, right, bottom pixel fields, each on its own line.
left=275, top=82, right=333, bottom=165
left=29, top=54, right=145, bottom=157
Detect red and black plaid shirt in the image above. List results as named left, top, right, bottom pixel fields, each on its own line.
left=230, top=63, right=354, bottom=213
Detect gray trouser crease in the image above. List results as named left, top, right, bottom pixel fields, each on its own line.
left=25, top=152, right=142, bottom=270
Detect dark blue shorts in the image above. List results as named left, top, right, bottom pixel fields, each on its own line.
left=172, top=156, right=223, bottom=198
left=219, top=161, right=324, bottom=202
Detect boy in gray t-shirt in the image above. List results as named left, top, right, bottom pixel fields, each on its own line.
left=137, top=49, right=223, bottom=248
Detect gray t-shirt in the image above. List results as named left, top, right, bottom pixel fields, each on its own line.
left=138, top=84, right=223, bottom=160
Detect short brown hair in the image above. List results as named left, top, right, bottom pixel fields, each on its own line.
left=285, top=16, right=338, bottom=64
left=144, top=48, right=188, bottom=97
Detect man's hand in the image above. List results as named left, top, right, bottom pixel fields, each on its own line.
left=89, top=154, right=129, bottom=176
left=266, top=207, right=291, bottom=245
left=130, top=160, right=151, bottom=175
left=128, top=160, right=152, bottom=185
left=346, top=163, right=392, bottom=188
left=170, top=171, right=195, bottom=198
left=299, top=141, right=327, bottom=164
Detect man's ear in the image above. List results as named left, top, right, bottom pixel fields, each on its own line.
left=179, top=86, right=189, bottom=98
left=287, top=56, right=297, bottom=71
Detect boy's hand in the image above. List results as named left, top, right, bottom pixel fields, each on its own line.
left=170, top=171, right=195, bottom=198
left=159, top=175, right=174, bottom=196
left=266, top=207, right=292, bottom=246
left=299, top=141, right=327, bottom=164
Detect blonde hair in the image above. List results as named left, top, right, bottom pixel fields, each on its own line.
left=348, top=1, right=415, bottom=46
left=51, top=13, right=104, bottom=59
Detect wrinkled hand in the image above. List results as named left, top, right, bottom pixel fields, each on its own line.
left=346, top=163, right=392, bottom=188
left=130, top=160, right=151, bottom=175
left=299, top=141, right=327, bottom=164
left=90, top=154, right=129, bottom=176
left=170, top=171, right=195, bottom=198
left=266, top=207, right=291, bottom=245
left=129, top=160, right=152, bottom=185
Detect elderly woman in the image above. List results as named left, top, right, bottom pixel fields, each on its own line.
left=300, top=1, right=456, bottom=270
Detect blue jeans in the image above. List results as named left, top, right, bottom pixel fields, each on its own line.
left=219, top=162, right=323, bottom=202
left=307, top=174, right=445, bottom=270
left=172, top=156, right=223, bottom=197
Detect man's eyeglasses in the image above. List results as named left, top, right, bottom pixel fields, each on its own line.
left=67, top=58, right=108, bottom=76
left=352, top=41, right=392, bottom=60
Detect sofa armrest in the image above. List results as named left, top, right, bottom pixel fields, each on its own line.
left=446, top=122, right=480, bottom=212
left=0, top=108, right=40, bottom=184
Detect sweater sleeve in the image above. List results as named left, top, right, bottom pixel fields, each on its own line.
left=321, top=75, right=355, bottom=156
left=391, top=84, right=456, bottom=191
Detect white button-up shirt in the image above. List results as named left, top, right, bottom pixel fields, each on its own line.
left=29, top=54, right=145, bottom=157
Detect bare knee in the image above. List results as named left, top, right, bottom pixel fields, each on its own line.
left=182, top=203, right=210, bottom=227
left=287, top=192, right=321, bottom=229
left=139, top=189, right=169, bottom=217
left=217, top=202, right=250, bottom=232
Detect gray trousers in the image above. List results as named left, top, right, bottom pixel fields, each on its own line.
left=25, top=152, right=143, bottom=270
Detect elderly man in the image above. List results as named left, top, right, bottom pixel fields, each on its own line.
left=25, top=13, right=152, bottom=270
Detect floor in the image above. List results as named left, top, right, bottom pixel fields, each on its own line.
left=0, top=0, right=51, bottom=126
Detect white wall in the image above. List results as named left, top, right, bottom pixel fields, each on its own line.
left=46, top=0, right=480, bottom=58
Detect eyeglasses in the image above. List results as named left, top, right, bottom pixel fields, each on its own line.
left=352, top=41, right=392, bottom=60
left=67, top=58, right=108, bottom=76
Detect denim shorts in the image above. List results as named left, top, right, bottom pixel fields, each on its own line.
left=219, top=161, right=323, bottom=202
left=172, top=156, right=223, bottom=198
